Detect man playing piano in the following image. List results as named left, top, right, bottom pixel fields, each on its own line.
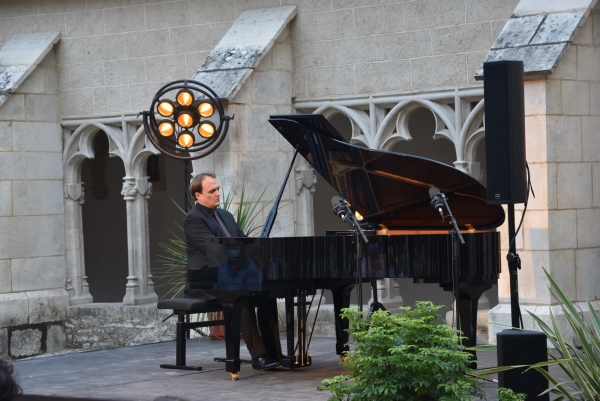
left=184, top=172, right=283, bottom=371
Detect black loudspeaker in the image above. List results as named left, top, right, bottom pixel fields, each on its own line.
left=483, top=60, right=527, bottom=204
left=497, top=329, right=549, bottom=400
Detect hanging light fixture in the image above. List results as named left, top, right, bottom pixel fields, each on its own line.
left=142, top=79, right=232, bottom=160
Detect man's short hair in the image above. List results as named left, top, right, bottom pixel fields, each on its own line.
left=189, top=172, right=216, bottom=198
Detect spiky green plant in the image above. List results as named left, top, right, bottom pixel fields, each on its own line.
left=524, top=269, right=600, bottom=400
left=221, top=182, right=266, bottom=237
left=477, top=268, right=600, bottom=400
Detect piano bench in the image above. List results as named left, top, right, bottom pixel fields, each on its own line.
left=157, top=298, right=230, bottom=371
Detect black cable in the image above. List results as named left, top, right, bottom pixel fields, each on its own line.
left=507, top=162, right=534, bottom=329
left=509, top=162, right=535, bottom=250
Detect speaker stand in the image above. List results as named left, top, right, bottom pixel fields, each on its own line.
left=499, top=204, right=548, bottom=400
left=366, top=279, right=387, bottom=324
left=507, top=204, right=521, bottom=328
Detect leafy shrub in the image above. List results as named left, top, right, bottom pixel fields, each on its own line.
left=320, top=301, right=485, bottom=401
left=497, top=387, right=526, bottom=401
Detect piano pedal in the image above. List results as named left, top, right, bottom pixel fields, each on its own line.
left=229, top=372, right=240, bottom=381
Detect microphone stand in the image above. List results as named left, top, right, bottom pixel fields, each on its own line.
left=438, top=192, right=465, bottom=246
left=436, top=192, right=465, bottom=337
left=335, top=198, right=369, bottom=312
left=345, top=209, right=387, bottom=322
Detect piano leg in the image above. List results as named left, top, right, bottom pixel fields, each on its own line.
left=443, top=282, right=493, bottom=366
left=456, top=297, right=478, bottom=349
left=223, top=299, right=243, bottom=380
left=331, top=285, right=354, bottom=356
left=284, top=294, right=295, bottom=367
left=282, top=290, right=313, bottom=368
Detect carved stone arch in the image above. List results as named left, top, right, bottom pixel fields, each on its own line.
left=376, top=99, right=456, bottom=152
left=455, top=99, right=485, bottom=178
left=62, top=121, right=131, bottom=306
left=464, top=126, right=486, bottom=163
left=459, top=99, right=485, bottom=160
left=64, top=123, right=127, bottom=183
left=128, top=124, right=160, bottom=178
left=313, top=104, right=372, bottom=148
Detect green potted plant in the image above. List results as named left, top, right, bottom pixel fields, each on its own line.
left=523, top=269, right=600, bottom=400
left=475, top=267, right=600, bottom=400
left=320, top=301, right=486, bottom=401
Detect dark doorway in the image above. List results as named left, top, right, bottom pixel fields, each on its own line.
left=391, top=107, right=456, bottom=164
left=81, top=133, right=128, bottom=303
left=148, top=155, right=188, bottom=300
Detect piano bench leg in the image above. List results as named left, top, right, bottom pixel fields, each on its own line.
left=160, top=364, right=202, bottom=371
left=161, top=310, right=224, bottom=372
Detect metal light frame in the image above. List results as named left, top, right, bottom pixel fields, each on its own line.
left=142, top=79, right=231, bottom=160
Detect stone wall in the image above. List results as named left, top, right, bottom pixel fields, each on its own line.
left=292, top=0, right=519, bottom=99
left=0, top=0, right=520, bottom=120
left=489, top=4, right=600, bottom=342
left=65, top=304, right=175, bottom=349
left=191, top=17, right=297, bottom=237
left=0, top=48, right=70, bottom=359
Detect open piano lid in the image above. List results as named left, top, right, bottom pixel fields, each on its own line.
left=269, top=113, right=505, bottom=231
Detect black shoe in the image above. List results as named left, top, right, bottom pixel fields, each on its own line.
left=251, top=355, right=281, bottom=371
left=273, top=353, right=288, bottom=363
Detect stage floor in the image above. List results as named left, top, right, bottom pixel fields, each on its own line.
left=11, top=336, right=557, bottom=401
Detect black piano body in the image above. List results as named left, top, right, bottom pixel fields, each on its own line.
left=187, top=114, right=505, bottom=375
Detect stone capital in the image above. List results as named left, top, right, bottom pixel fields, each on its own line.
left=121, top=177, right=152, bottom=200
left=294, top=168, right=317, bottom=195
left=64, top=182, right=85, bottom=204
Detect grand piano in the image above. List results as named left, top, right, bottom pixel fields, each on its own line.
left=187, top=114, right=505, bottom=377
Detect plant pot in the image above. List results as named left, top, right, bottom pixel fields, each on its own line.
left=208, top=311, right=243, bottom=340
left=208, top=311, right=226, bottom=340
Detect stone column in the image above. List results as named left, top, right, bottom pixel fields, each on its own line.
left=64, top=183, right=93, bottom=305
left=121, top=177, right=158, bottom=305
left=368, top=278, right=403, bottom=310
left=294, top=162, right=324, bottom=303
left=294, top=160, right=316, bottom=237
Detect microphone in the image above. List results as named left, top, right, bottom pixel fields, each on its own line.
left=331, top=196, right=348, bottom=220
left=429, top=187, right=444, bottom=219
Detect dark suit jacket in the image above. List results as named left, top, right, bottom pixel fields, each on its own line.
left=184, top=203, right=245, bottom=300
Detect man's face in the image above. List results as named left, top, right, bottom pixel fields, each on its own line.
left=195, top=176, right=220, bottom=209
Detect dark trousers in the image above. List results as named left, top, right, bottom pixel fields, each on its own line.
left=240, top=294, right=281, bottom=359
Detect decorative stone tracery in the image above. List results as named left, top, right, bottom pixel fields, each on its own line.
left=63, top=117, right=159, bottom=306
left=300, top=88, right=487, bottom=178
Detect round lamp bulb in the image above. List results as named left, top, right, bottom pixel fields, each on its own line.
left=158, top=121, right=174, bottom=137
left=177, top=113, right=194, bottom=128
left=199, top=122, right=215, bottom=138
left=176, top=91, right=194, bottom=106
left=198, top=102, right=214, bottom=118
left=178, top=132, right=195, bottom=148
left=157, top=101, right=174, bottom=117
